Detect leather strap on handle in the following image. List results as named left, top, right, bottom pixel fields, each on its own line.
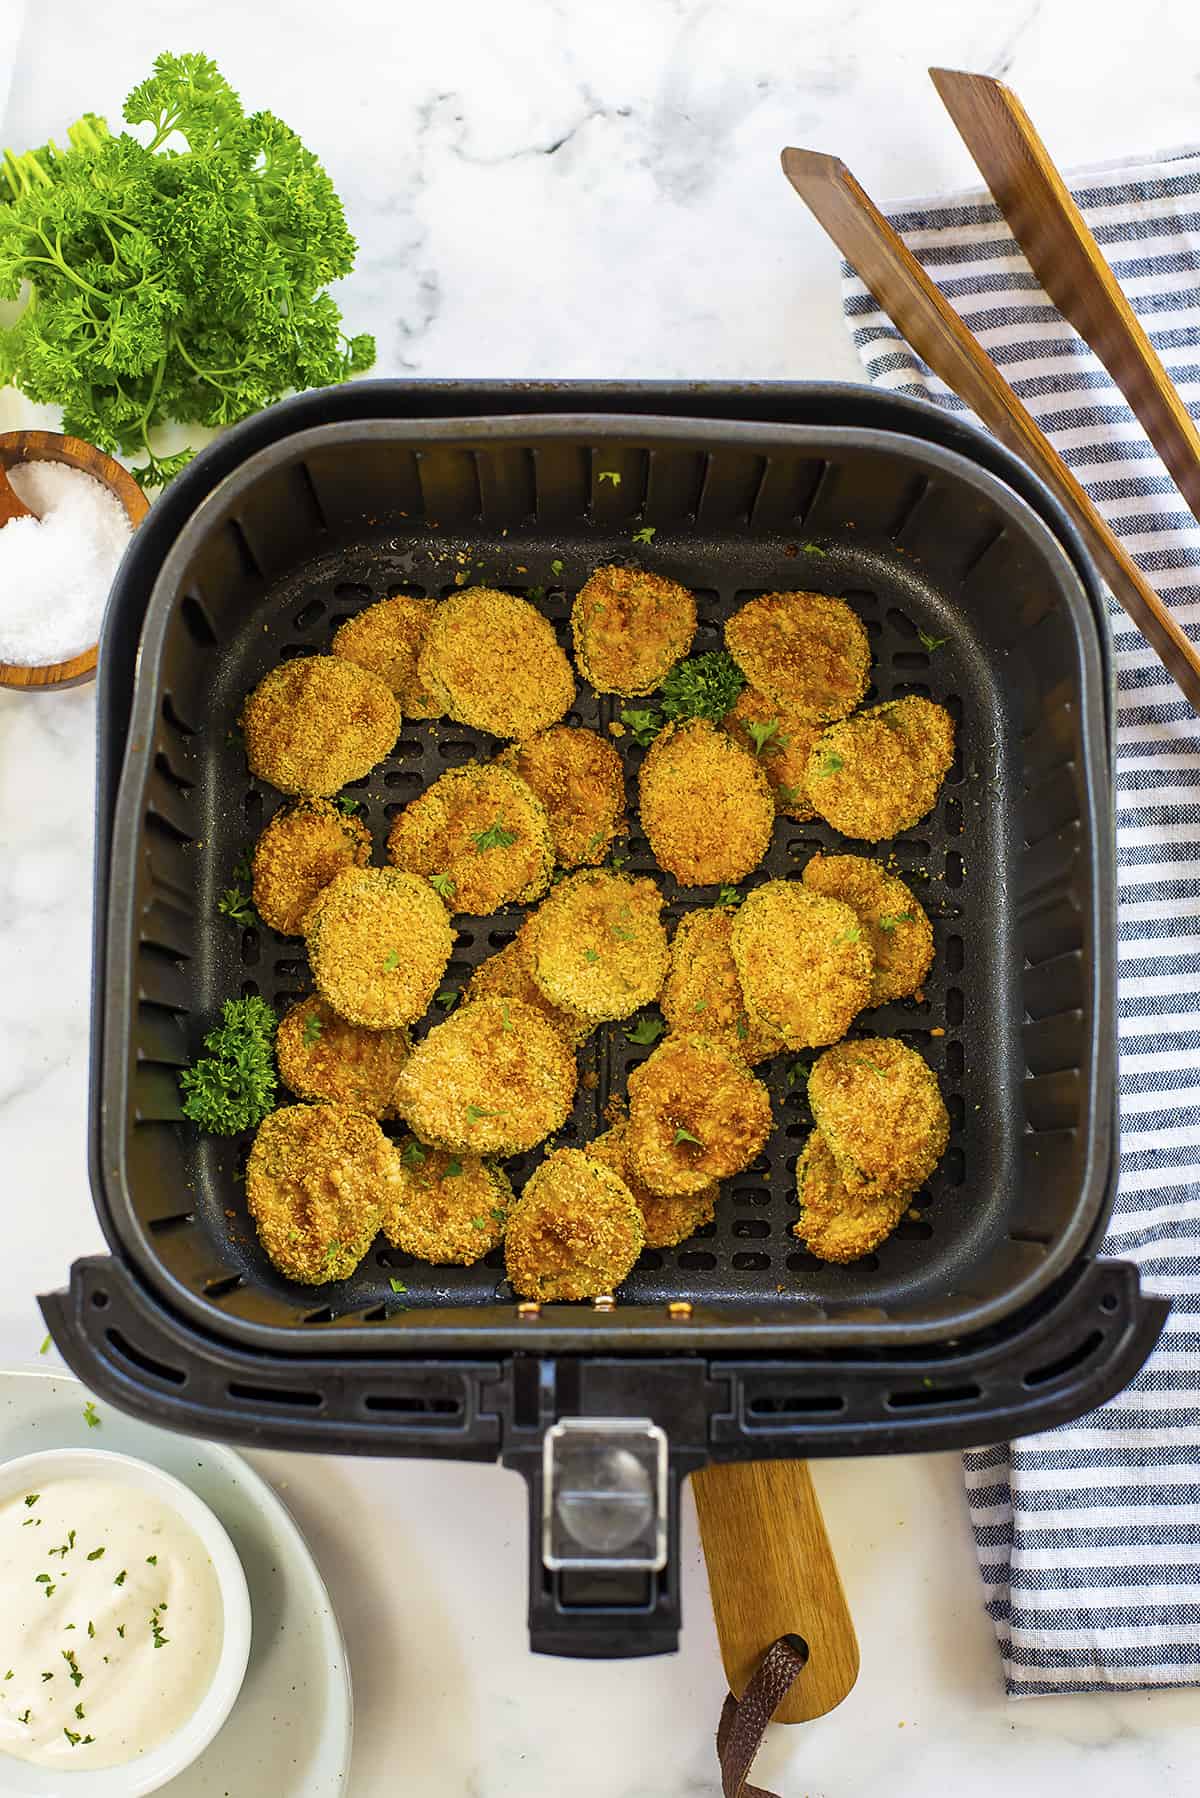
left=716, top=1634, right=809, bottom=1798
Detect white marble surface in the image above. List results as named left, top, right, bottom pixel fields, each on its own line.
left=5, top=1, right=1200, bottom=1792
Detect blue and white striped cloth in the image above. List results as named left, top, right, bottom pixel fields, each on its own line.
left=842, top=148, right=1200, bottom=1695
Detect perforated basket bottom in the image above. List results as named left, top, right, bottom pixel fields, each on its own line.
left=172, top=527, right=1001, bottom=1327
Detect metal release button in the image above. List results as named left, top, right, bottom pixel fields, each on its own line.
left=542, top=1417, right=668, bottom=1571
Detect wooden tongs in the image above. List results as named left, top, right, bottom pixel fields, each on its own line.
left=782, top=68, right=1200, bottom=713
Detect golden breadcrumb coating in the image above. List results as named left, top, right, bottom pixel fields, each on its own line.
left=638, top=718, right=774, bottom=888
left=241, top=654, right=400, bottom=795
left=730, top=879, right=873, bottom=1049
left=505, top=1148, right=645, bottom=1300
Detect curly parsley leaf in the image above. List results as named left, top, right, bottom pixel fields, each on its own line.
left=673, top=1126, right=704, bottom=1147
left=660, top=651, right=745, bottom=724
left=428, top=871, right=456, bottom=901
left=813, top=752, right=844, bottom=779
left=303, top=1012, right=323, bottom=1046
left=918, top=630, right=948, bottom=653
left=0, top=51, right=375, bottom=491
left=631, top=524, right=656, bottom=544
left=878, top=911, right=915, bottom=933
left=745, top=718, right=787, bottom=756
left=619, top=706, right=663, bottom=747
left=597, top=470, right=621, bottom=486
left=178, top=995, right=277, bottom=1136
left=623, top=1013, right=665, bottom=1046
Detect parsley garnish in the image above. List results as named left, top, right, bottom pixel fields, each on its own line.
left=597, top=470, right=621, bottom=486
left=918, top=630, right=948, bottom=652
left=583, top=948, right=600, bottom=964
left=878, top=911, right=915, bottom=932
left=838, top=927, right=862, bottom=944
left=178, top=995, right=277, bottom=1136
left=674, top=1126, right=704, bottom=1147
left=389, top=1278, right=407, bottom=1294
left=23, top=1494, right=38, bottom=1507
left=150, top=1608, right=169, bottom=1649
left=429, top=871, right=456, bottom=900
left=383, top=949, right=401, bottom=970
left=117, top=1623, right=126, bottom=1636
left=445, top=1160, right=463, bottom=1177
left=334, top=795, right=361, bottom=814
left=62, top=1650, right=82, bottom=1687
left=471, top=1217, right=488, bottom=1231
left=777, top=784, right=801, bottom=805
left=436, top=986, right=460, bottom=1009
left=401, top=1140, right=427, bottom=1167
left=550, top=558, right=564, bottom=576
left=217, top=879, right=257, bottom=929
left=146, top=1555, right=157, bottom=1566
left=114, top=1570, right=126, bottom=1587
left=39, top=1335, right=50, bottom=1356
left=717, top=885, right=742, bottom=908
left=623, top=1013, right=665, bottom=1046
left=83, top=1401, right=101, bottom=1428
left=0, top=52, right=375, bottom=491
left=17, top=1709, right=30, bottom=1723
left=660, top=651, right=745, bottom=724
left=736, top=1016, right=749, bottom=1041
left=465, top=1105, right=496, bottom=1125
left=813, top=753, right=844, bottom=779
left=472, top=818, right=517, bottom=852
left=787, top=1057, right=813, bottom=1091
left=798, top=541, right=827, bottom=556
left=745, top=718, right=787, bottom=755
left=86, top=1547, right=104, bottom=1562
left=632, top=524, right=656, bottom=544
left=500, top=1002, right=513, bottom=1030
left=619, top=706, right=662, bottom=747
left=75, top=1702, right=85, bottom=1719
left=303, top=1012, right=323, bottom=1045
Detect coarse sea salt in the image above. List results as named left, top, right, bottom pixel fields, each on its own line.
left=0, top=459, right=133, bottom=666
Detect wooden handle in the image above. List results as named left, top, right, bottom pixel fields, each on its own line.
left=694, top=1460, right=859, bottom=1724
left=930, top=67, right=1200, bottom=529
left=780, top=146, right=1200, bottom=715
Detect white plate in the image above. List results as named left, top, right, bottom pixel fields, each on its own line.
left=0, top=1368, right=352, bottom=1797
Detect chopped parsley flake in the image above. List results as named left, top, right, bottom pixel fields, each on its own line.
left=82, top=1401, right=100, bottom=1429
left=435, top=986, right=460, bottom=1009
left=798, top=541, right=827, bottom=556
left=674, top=1126, right=704, bottom=1147
left=878, top=911, right=915, bottom=932
left=632, top=525, right=656, bottom=544
left=429, top=871, right=456, bottom=900
left=389, top=1278, right=407, bottom=1295
left=787, top=1058, right=813, bottom=1091
left=86, top=1547, right=104, bottom=1562
left=746, top=718, right=787, bottom=755
left=382, top=949, right=401, bottom=971
left=17, top=1709, right=29, bottom=1723
left=918, top=630, right=948, bottom=652
left=114, top=1570, right=126, bottom=1587
left=465, top=1105, right=496, bottom=1125
left=550, top=558, right=564, bottom=576
left=619, top=706, right=662, bottom=747
left=501, top=1002, right=513, bottom=1031
left=62, top=1650, right=82, bottom=1687
left=117, top=1625, right=126, bottom=1638
left=401, top=1140, right=427, bottom=1167
left=583, top=948, right=600, bottom=964
left=303, top=1012, right=323, bottom=1045
left=623, top=1013, right=665, bottom=1046
left=445, top=1160, right=463, bottom=1177
left=472, top=818, right=517, bottom=852
left=717, top=885, right=742, bottom=908
left=146, top=1555, right=157, bottom=1566
left=39, top=1335, right=50, bottom=1356
left=814, top=753, right=844, bottom=779
left=23, top=1494, right=38, bottom=1508
left=597, top=470, right=621, bottom=486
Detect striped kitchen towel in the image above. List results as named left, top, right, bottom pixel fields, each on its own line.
left=842, top=148, right=1200, bottom=1696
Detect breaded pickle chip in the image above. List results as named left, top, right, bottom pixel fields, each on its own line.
left=730, top=879, right=873, bottom=1049
left=660, top=907, right=784, bottom=1065
left=465, top=931, right=593, bottom=1048
left=276, top=997, right=411, bottom=1118
left=638, top=719, right=774, bottom=888
left=588, top=1112, right=718, bottom=1248
left=571, top=564, right=697, bottom=696
left=418, top=587, right=574, bottom=738
left=721, top=685, right=823, bottom=822
left=305, top=867, right=453, bottom=1029
left=724, top=590, right=869, bottom=723
left=382, top=1137, right=514, bottom=1264
left=332, top=593, right=442, bottom=717
left=246, top=1102, right=399, bottom=1284
left=387, top=761, right=553, bottom=914
left=808, top=1037, right=948, bottom=1202
left=242, top=655, right=400, bottom=795
left=806, top=697, right=955, bottom=841
left=393, top=996, right=577, bottom=1155
left=793, top=1128, right=910, bottom=1264
left=252, top=799, right=372, bottom=936
left=626, top=1035, right=772, bottom=1197
left=523, top=869, right=669, bottom=1022
left=505, top=1148, right=645, bottom=1300
left=496, top=726, right=626, bottom=868
left=801, top=853, right=933, bottom=1006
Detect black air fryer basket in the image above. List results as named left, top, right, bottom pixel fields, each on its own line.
left=48, top=384, right=1166, bottom=1658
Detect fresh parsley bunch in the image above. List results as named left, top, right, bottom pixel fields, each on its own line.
left=178, top=995, right=278, bottom=1135
left=0, top=52, right=375, bottom=489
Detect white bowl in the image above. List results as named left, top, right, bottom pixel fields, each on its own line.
left=0, top=1448, right=252, bottom=1798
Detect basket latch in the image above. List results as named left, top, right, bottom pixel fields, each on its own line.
left=542, top=1416, right=668, bottom=1571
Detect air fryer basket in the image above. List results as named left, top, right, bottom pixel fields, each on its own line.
left=56, top=397, right=1159, bottom=1657
left=100, top=414, right=1113, bottom=1353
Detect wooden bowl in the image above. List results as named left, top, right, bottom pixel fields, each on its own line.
left=0, top=430, right=151, bottom=692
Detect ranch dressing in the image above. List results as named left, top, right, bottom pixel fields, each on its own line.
left=0, top=1476, right=223, bottom=1770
